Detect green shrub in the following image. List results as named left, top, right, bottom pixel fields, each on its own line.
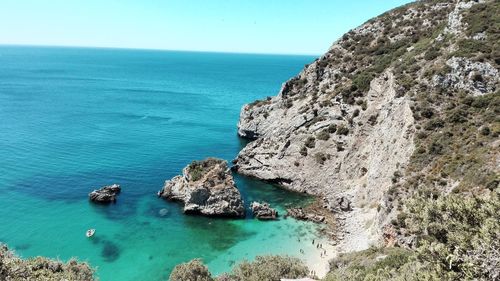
left=368, top=114, right=378, bottom=125
left=423, top=118, right=444, bottom=130
left=336, top=142, right=345, bottom=152
left=424, top=49, right=440, bottom=60
left=304, top=136, right=316, bottom=148
left=317, top=130, right=330, bottom=141
left=336, top=125, right=349, bottom=135
left=315, top=152, right=328, bottom=165
left=188, top=158, right=223, bottom=181
left=361, top=100, right=368, bottom=110
left=169, top=259, right=214, bottom=281
left=352, top=72, right=375, bottom=92
left=324, top=192, right=499, bottom=281
left=299, top=146, right=308, bottom=156
left=0, top=245, right=95, bottom=281
left=352, top=109, right=360, bottom=118
left=227, top=255, right=309, bottom=281
left=420, top=107, right=434, bottom=118
left=402, top=192, right=500, bottom=280
left=327, top=124, right=337, bottom=133
left=323, top=247, right=433, bottom=281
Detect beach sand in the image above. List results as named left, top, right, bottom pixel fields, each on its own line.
left=299, top=235, right=336, bottom=278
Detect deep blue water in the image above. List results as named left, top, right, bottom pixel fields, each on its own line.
left=0, top=46, right=322, bottom=280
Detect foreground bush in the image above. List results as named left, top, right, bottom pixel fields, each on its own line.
left=403, top=192, right=500, bottom=280
left=169, top=255, right=309, bottom=281
left=169, top=259, right=214, bottom=281
left=324, top=190, right=500, bottom=281
left=226, top=255, right=309, bottom=281
left=323, top=247, right=447, bottom=281
left=0, top=244, right=95, bottom=281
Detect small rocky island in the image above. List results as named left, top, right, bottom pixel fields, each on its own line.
left=250, top=202, right=278, bottom=220
left=88, top=184, right=121, bottom=203
left=158, top=158, right=245, bottom=217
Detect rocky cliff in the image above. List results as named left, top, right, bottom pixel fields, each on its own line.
left=159, top=158, right=245, bottom=217
left=234, top=0, right=499, bottom=253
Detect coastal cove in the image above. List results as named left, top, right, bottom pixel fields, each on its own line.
left=0, top=46, right=333, bottom=280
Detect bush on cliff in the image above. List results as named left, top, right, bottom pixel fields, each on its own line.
left=0, top=244, right=95, bottom=281
left=169, top=255, right=309, bottom=281
left=399, top=191, right=500, bottom=280
left=324, top=190, right=500, bottom=281
left=223, top=255, right=309, bottom=281
left=169, top=259, right=214, bottom=281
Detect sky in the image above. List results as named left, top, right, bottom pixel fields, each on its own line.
left=0, top=0, right=413, bottom=55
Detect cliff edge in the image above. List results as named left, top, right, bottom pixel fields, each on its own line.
left=234, top=0, right=499, bottom=253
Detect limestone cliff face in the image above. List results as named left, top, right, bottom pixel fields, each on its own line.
left=234, top=0, right=499, bottom=252
left=159, top=158, right=245, bottom=217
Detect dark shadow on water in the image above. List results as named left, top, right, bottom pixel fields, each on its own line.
left=86, top=234, right=121, bottom=263
left=233, top=173, right=313, bottom=211
left=101, top=239, right=121, bottom=262
left=89, top=199, right=138, bottom=221
left=143, top=199, right=175, bottom=219
left=14, top=243, right=31, bottom=251
left=183, top=216, right=257, bottom=252
left=90, top=236, right=102, bottom=245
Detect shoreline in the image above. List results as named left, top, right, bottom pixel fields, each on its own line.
left=301, top=198, right=337, bottom=279
left=303, top=235, right=336, bottom=278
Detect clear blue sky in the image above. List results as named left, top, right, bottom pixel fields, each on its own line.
left=0, top=0, right=413, bottom=55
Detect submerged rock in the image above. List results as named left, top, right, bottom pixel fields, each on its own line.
left=88, top=184, right=121, bottom=203
left=250, top=201, right=278, bottom=220
left=158, top=158, right=245, bottom=217
left=158, top=208, right=169, bottom=217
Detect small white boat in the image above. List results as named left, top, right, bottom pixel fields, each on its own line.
left=86, top=229, right=96, bottom=238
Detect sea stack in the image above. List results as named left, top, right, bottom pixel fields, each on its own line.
left=250, top=202, right=278, bottom=220
left=89, top=184, right=121, bottom=203
left=159, top=158, right=245, bottom=217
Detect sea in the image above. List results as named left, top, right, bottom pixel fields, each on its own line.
left=0, top=46, right=324, bottom=280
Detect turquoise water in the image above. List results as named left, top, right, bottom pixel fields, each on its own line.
left=0, top=46, right=322, bottom=280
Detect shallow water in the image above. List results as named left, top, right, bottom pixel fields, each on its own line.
left=0, top=46, right=323, bottom=280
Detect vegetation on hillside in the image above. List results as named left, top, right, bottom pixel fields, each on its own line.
left=169, top=255, right=309, bottom=281
left=3, top=1, right=498, bottom=281
left=187, top=158, right=225, bottom=181
left=0, top=244, right=94, bottom=281
left=185, top=1, right=499, bottom=280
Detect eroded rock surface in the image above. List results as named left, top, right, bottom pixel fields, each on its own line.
left=89, top=184, right=121, bottom=203
left=285, top=208, right=325, bottom=224
left=250, top=202, right=278, bottom=220
left=159, top=158, right=245, bottom=217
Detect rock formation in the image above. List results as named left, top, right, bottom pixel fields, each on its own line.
left=250, top=202, right=278, bottom=220
left=233, top=0, right=499, bottom=254
left=159, top=158, right=245, bottom=217
left=285, top=208, right=325, bottom=224
left=88, top=184, right=121, bottom=203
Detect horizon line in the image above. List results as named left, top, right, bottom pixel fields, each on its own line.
left=0, top=43, right=322, bottom=57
